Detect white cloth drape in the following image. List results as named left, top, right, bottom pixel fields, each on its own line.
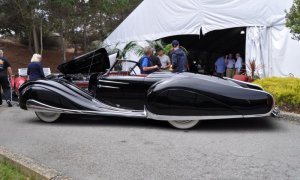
left=104, top=0, right=300, bottom=77
left=245, top=27, right=268, bottom=77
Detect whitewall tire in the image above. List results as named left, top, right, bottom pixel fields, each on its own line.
left=35, top=112, right=62, bottom=123
left=168, top=120, right=199, bottom=129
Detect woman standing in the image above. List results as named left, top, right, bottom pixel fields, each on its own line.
left=27, top=54, right=45, bottom=81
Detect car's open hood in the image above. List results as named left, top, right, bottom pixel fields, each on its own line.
left=57, top=48, right=110, bottom=74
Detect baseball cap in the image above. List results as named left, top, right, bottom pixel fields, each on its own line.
left=172, top=40, right=179, bottom=47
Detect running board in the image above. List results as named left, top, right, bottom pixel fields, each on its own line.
left=26, top=99, right=274, bottom=121
left=26, top=99, right=146, bottom=119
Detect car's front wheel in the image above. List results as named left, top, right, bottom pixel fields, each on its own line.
left=35, top=112, right=62, bottom=123
left=168, top=120, right=199, bottom=129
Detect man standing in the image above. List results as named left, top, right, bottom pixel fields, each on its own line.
left=0, top=50, right=13, bottom=107
left=157, top=48, right=171, bottom=70
left=139, top=46, right=159, bottom=74
left=171, top=40, right=188, bottom=73
left=215, top=55, right=226, bottom=77
left=225, top=53, right=235, bottom=78
left=149, top=48, right=161, bottom=68
left=235, top=53, right=243, bottom=75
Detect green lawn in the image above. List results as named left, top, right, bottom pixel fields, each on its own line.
left=0, top=161, right=28, bottom=180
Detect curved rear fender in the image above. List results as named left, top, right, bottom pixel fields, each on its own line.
left=19, top=80, right=99, bottom=111
left=145, top=77, right=240, bottom=116
left=145, top=75, right=273, bottom=116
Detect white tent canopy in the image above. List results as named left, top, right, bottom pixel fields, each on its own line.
left=104, top=0, right=300, bottom=77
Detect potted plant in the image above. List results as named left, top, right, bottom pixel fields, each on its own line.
left=246, top=59, right=264, bottom=82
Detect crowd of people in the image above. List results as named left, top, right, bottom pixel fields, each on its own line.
left=214, top=53, right=243, bottom=78
left=0, top=49, right=45, bottom=107
left=139, top=40, right=189, bottom=74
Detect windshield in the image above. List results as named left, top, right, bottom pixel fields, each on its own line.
left=110, top=60, right=141, bottom=75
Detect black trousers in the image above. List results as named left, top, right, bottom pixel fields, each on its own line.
left=0, top=76, right=11, bottom=102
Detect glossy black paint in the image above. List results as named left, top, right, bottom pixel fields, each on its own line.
left=57, top=48, right=110, bottom=74
left=19, top=58, right=274, bottom=119
left=95, top=72, right=174, bottom=110
left=19, top=79, right=101, bottom=111
left=146, top=73, right=273, bottom=116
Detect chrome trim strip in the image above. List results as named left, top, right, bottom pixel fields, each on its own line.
left=98, top=85, right=120, bottom=89
left=26, top=99, right=146, bottom=118
left=98, top=79, right=129, bottom=85
left=146, top=109, right=272, bottom=121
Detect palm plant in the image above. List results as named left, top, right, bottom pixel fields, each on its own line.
left=107, top=41, right=142, bottom=59
left=145, top=40, right=189, bottom=56
left=105, top=39, right=189, bottom=59
left=163, top=43, right=189, bottom=56
left=246, top=59, right=264, bottom=79
left=133, top=40, right=166, bottom=56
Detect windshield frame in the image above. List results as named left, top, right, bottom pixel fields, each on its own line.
left=108, top=59, right=140, bottom=75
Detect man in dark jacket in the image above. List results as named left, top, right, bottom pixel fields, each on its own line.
left=170, top=40, right=188, bottom=73
left=0, top=50, right=13, bottom=107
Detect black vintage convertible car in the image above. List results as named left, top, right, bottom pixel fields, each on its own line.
left=19, top=48, right=277, bottom=129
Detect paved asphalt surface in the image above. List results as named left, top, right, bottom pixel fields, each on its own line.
left=0, top=105, right=300, bottom=180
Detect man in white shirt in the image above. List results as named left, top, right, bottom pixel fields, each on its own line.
left=235, top=53, right=243, bottom=74
left=225, top=53, right=235, bottom=78
left=157, top=48, right=171, bottom=70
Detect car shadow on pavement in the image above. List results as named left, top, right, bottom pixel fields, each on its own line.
left=24, top=114, right=281, bottom=131
left=196, top=117, right=281, bottom=132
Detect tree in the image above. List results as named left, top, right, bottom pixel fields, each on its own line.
left=0, top=0, right=143, bottom=61
left=0, top=0, right=42, bottom=53
left=44, top=0, right=78, bottom=62
left=286, top=0, right=300, bottom=40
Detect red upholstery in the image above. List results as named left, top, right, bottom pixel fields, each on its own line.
left=108, top=72, right=148, bottom=77
left=108, top=72, right=130, bottom=76
left=233, top=75, right=249, bottom=82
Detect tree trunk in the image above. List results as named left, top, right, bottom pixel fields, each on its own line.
left=99, top=13, right=103, bottom=41
left=40, top=19, right=43, bottom=55
left=83, top=18, right=87, bottom=52
left=60, top=20, right=66, bottom=63
left=32, top=25, right=39, bottom=53
left=60, top=35, right=66, bottom=63
left=74, top=44, right=78, bottom=57
left=28, top=30, right=33, bottom=53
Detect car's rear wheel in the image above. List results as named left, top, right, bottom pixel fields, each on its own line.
left=168, top=120, right=199, bottom=129
left=35, top=112, right=62, bottom=123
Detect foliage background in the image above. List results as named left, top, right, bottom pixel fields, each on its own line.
left=286, top=0, right=300, bottom=40
left=254, top=77, right=300, bottom=110
left=0, top=0, right=142, bottom=61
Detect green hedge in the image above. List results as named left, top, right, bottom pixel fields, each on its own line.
left=254, top=77, right=300, bottom=107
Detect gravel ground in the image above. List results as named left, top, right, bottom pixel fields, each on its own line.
left=0, top=106, right=300, bottom=180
